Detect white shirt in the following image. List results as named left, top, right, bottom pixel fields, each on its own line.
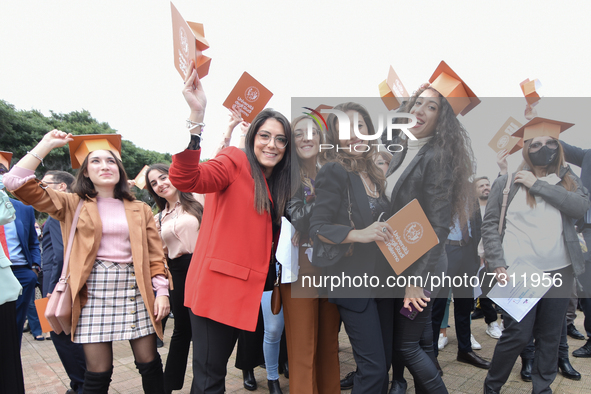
left=503, top=176, right=570, bottom=271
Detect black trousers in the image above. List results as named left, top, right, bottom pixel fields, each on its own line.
left=431, top=243, right=478, bottom=356
left=0, top=301, right=25, bottom=394
left=521, top=316, right=570, bottom=359
left=164, top=254, right=193, bottom=392
left=190, top=313, right=240, bottom=394
left=338, top=298, right=393, bottom=394
left=479, top=296, right=499, bottom=325
left=485, top=266, right=573, bottom=394
left=392, top=299, right=448, bottom=394
left=50, top=331, right=86, bottom=393
left=235, top=307, right=264, bottom=371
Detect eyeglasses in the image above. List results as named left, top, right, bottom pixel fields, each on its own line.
left=42, top=181, right=62, bottom=185
left=256, top=131, right=288, bottom=149
left=529, top=140, right=559, bottom=153
left=294, top=129, right=319, bottom=141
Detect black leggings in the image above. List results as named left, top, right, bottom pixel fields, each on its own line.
left=392, top=299, right=448, bottom=394
left=164, top=254, right=193, bottom=392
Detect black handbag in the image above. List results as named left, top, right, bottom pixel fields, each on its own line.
left=311, top=188, right=355, bottom=267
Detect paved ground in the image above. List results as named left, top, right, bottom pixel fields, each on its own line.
left=22, top=304, right=591, bottom=393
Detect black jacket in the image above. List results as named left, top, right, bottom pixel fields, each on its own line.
left=386, top=137, right=454, bottom=282
left=287, top=184, right=314, bottom=237
left=310, top=162, right=395, bottom=311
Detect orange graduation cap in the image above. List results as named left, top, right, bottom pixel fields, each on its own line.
left=68, top=134, right=122, bottom=169
left=0, top=151, right=13, bottom=171
left=428, top=61, right=480, bottom=116
left=379, top=65, right=409, bottom=111
left=513, top=117, right=574, bottom=141
left=520, top=78, right=542, bottom=106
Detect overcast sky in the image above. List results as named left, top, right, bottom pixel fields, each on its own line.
left=1, top=0, right=590, bottom=178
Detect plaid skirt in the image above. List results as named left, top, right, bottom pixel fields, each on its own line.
left=73, top=260, right=155, bottom=343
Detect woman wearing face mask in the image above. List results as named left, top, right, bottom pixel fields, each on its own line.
left=168, top=61, right=293, bottom=394
left=283, top=115, right=341, bottom=394
left=385, top=71, right=477, bottom=393
left=310, top=102, right=395, bottom=394
left=145, top=163, right=203, bottom=394
left=482, top=119, right=590, bottom=394
left=4, top=133, right=170, bottom=394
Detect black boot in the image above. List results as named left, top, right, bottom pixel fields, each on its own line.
left=82, top=368, right=112, bottom=394
left=135, top=353, right=165, bottom=394
left=558, top=357, right=581, bottom=380
left=268, top=379, right=283, bottom=394
left=243, top=369, right=257, bottom=391
left=520, top=358, right=533, bottom=382
left=388, top=379, right=407, bottom=394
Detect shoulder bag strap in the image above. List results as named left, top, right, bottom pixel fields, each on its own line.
left=59, top=200, right=84, bottom=280
left=497, top=173, right=513, bottom=235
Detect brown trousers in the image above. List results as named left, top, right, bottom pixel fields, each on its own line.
left=280, top=249, right=341, bottom=394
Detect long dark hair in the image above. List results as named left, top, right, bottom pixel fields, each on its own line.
left=518, top=138, right=575, bottom=208
left=72, top=151, right=135, bottom=201
left=244, top=108, right=294, bottom=224
left=290, top=115, right=324, bottom=195
left=322, top=102, right=386, bottom=196
left=145, top=163, right=203, bottom=223
left=398, top=87, right=475, bottom=225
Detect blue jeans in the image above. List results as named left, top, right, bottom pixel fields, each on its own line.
left=27, top=294, right=42, bottom=337
left=261, top=290, right=284, bottom=380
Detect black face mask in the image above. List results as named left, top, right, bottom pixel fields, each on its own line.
left=529, top=145, right=558, bottom=167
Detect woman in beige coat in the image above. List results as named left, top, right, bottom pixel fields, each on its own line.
left=5, top=130, right=170, bottom=394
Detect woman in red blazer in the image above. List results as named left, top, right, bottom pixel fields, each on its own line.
left=168, top=61, right=293, bottom=394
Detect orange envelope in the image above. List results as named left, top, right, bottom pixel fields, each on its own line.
left=488, top=116, right=524, bottom=154
left=134, top=165, right=150, bottom=190
left=379, top=65, right=409, bottom=111
left=35, top=297, right=52, bottom=333
left=376, top=199, right=439, bottom=275
left=171, top=2, right=211, bottom=80
left=223, top=72, right=273, bottom=122
left=520, top=78, right=541, bottom=106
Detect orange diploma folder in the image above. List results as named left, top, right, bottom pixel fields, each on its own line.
left=379, top=65, right=409, bottom=111
left=171, top=2, right=211, bottom=79
left=376, top=199, right=439, bottom=275
left=488, top=116, right=523, bottom=154
left=223, top=72, right=273, bottom=122
left=35, top=297, right=52, bottom=333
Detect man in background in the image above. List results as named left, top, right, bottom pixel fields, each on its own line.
left=41, top=170, right=86, bottom=394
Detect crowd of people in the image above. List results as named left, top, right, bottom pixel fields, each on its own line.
left=1, top=58, right=590, bottom=394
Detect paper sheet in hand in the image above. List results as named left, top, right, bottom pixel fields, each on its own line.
left=276, top=217, right=298, bottom=283
left=376, top=199, right=438, bottom=275
left=487, top=258, right=552, bottom=323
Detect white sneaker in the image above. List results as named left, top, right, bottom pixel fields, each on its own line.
left=471, top=334, right=482, bottom=350
left=486, top=322, right=502, bottom=339
left=438, top=333, right=448, bottom=350
left=500, top=320, right=505, bottom=331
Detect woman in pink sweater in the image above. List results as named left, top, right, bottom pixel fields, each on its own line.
left=5, top=132, right=170, bottom=394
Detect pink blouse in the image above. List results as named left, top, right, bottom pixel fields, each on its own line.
left=155, top=195, right=203, bottom=260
